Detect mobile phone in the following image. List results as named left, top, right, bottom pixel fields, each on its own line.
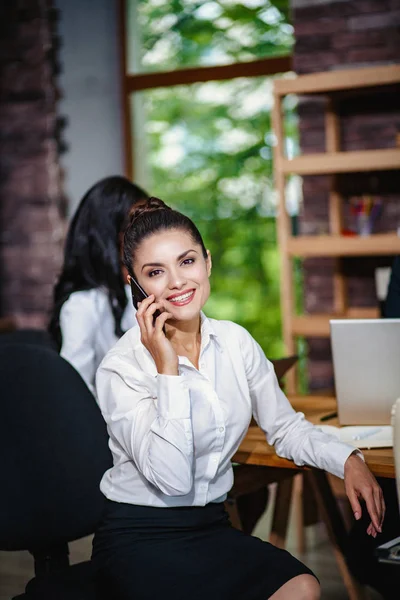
left=129, top=278, right=163, bottom=324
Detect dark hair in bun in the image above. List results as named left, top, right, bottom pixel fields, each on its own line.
left=123, top=196, right=207, bottom=277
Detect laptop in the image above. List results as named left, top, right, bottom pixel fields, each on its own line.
left=330, top=319, right=400, bottom=425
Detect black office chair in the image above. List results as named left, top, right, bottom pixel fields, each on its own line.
left=0, top=343, right=112, bottom=599
left=0, top=328, right=57, bottom=350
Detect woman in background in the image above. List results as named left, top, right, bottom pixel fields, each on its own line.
left=48, top=176, right=148, bottom=393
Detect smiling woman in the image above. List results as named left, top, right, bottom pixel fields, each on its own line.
left=91, top=197, right=384, bottom=600
left=124, top=198, right=211, bottom=338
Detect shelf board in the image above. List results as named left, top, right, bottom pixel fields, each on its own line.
left=281, top=148, right=400, bottom=175
left=291, top=309, right=380, bottom=337
left=274, top=64, right=400, bottom=96
left=287, top=233, right=400, bottom=257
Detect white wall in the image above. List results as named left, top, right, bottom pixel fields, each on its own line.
left=55, top=0, right=124, bottom=215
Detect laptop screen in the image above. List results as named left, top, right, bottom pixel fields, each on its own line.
left=330, top=319, right=400, bottom=425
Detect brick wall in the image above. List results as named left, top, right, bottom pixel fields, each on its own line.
left=0, top=1, right=66, bottom=329
left=292, top=0, right=400, bottom=390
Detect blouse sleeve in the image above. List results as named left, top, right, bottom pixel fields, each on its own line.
left=59, top=292, right=98, bottom=394
left=239, top=327, right=356, bottom=479
left=96, top=352, right=194, bottom=496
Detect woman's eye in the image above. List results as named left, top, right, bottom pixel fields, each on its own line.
left=148, top=269, right=162, bottom=277
left=182, top=258, right=195, bottom=266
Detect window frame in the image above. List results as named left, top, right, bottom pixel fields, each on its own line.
left=118, top=0, right=292, bottom=179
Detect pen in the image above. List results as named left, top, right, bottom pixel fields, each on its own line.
left=352, top=427, right=382, bottom=441
left=320, top=411, right=337, bottom=422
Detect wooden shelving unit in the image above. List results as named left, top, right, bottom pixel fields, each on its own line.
left=273, top=64, right=400, bottom=392
left=282, top=148, right=400, bottom=175
left=287, top=233, right=400, bottom=257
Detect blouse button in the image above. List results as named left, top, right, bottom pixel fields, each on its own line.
left=219, top=427, right=225, bottom=433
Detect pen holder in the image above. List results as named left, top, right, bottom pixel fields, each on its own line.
left=350, top=197, right=383, bottom=236
left=355, top=213, right=373, bottom=236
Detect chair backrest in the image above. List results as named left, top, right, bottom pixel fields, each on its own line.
left=0, top=343, right=112, bottom=552
left=0, top=328, right=56, bottom=349
left=271, top=355, right=298, bottom=382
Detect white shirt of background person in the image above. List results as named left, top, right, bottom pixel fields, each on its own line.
left=60, top=285, right=136, bottom=395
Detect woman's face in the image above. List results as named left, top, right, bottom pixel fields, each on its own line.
left=133, top=228, right=211, bottom=323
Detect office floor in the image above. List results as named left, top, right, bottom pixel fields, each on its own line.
left=0, top=483, right=383, bottom=600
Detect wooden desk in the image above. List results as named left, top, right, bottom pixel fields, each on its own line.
left=233, top=395, right=394, bottom=478
left=232, top=396, right=394, bottom=600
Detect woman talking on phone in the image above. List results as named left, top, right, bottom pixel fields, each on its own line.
left=48, top=176, right=148, bottom=394
left=93, top=197, right=384, bottom=600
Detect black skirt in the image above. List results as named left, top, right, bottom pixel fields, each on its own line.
left=92, top=500, right=316, bottom=600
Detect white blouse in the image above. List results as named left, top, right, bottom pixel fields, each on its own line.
left=95, top=314, right=356, bottom=508
left=60, top=287, right=136, bottom=394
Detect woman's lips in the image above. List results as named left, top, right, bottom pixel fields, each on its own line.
left=167, top=289, right=195, bottom=306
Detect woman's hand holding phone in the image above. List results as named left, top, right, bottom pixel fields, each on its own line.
left=136, top=295, right=178, bottom=376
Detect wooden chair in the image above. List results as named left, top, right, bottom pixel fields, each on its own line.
left=225, top=464, right=299, bottom=547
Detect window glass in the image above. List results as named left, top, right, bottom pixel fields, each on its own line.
left=126, top=0, right=293, bottom=74
left=131, top=76, right=299, bottom=356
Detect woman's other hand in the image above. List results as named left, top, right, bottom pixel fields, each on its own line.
left=344, top=453, right=385, bottom=537
left=136, top=295, right=178, bottom=375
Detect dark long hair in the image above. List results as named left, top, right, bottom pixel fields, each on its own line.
left=49, top=176, right=148, bottom=350
left=123, top=197, right=207, bottom=279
